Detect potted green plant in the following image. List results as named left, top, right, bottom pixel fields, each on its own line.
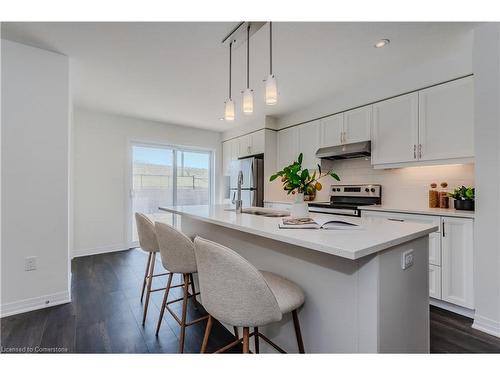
left=270, top=153, right=340, bottom=217
left=448, top=186, right=475, bottom=211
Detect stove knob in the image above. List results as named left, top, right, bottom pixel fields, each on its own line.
left=365, top=188, right=370, bottom=192
left=371, top=188, right=376, bottom=193
left=337, top=188, right=341, bottom=192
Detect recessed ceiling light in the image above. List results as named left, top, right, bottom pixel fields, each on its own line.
left=374, top=39, right=390, bottom=48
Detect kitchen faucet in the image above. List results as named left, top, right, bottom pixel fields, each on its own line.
left=232, top=170, right=243, bottom=213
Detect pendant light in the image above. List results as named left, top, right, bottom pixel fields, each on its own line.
left=242, top=24, right=254, bottom=114
left=224, top=41, right=235, bottom=121
left=265, top=22, right=278, bottom=105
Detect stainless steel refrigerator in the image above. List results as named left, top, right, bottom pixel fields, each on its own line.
left=229, top=156, right=264, bottom=207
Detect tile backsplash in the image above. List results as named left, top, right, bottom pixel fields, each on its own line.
left=267, top=158, right=475, bottom=208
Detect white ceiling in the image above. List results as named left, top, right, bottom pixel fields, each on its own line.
left=2, top=22, right=476, bottom=132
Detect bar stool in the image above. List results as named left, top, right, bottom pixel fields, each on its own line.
left=134, top=213, right=170, bottom=326
left=193, top=236, right=305, bottom=354
left=154, top=221, right=208, bottom=353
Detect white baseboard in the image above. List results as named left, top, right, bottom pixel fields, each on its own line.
left=472, top=314, right=500, bottom=338
left=72, top=243, right=131, bottom=258
left=430, top=298, right=475, bottom=318
left=1, top=291, right=71, bottom=318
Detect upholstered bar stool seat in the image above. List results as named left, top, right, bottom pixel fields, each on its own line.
left=194, top=236, right=305, bottom=354
left=135, top=212, right=170, bottom=326
left=154, top=221, right=208, bottom=353
left=260, top=271, right=305, bottom=315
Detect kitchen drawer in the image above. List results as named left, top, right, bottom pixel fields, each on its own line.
left=362, top=210, right=441, bottom=232
left=429, top=264, right=442, bottom=299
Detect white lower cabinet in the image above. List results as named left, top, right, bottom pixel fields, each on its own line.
left=429, top=264, right=442, bottom=299
left=441, top=217, right=474, bottom=309
left=428, top=232, right=442, bottom=266
left=362, top=210, right=473, bottom=309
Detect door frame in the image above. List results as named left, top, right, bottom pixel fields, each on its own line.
left=125, top=138, right=215, bottom=249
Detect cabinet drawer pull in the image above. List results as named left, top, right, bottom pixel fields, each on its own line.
left=388, top=218, right=405, bottom=222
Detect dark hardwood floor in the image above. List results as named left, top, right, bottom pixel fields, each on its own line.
left=2, top=248, right=500, bottom=353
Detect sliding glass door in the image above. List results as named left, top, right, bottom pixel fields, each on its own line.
left=130, top=143, right=212, bottom=244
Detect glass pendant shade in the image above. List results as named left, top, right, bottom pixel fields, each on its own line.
left=242, top=88, right=254, bottom=114
left=224, top=98, right=235, bottom=121
left=265, top=74, right=278, bottom=105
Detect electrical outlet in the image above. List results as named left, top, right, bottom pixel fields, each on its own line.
left=401, top=250, right=414, bottom=270
left=25, top=256, right=37, bottom=271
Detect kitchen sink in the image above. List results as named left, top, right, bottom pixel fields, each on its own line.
left=224, top=207, right=290, bottom=217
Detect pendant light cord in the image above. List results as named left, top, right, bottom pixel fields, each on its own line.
left=246, top=24, right=250, bottom=89
left=269, top=21, right=273, bottom=75
left=229, top=41, right=232, bottom=99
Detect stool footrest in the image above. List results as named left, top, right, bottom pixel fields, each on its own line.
left=214, top=331, right=256, bottom=354
left=164, top=305, right=208, bottom=327
left=212, top=330, right=286, bottom=354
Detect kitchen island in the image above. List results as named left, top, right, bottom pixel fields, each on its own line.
left=159, top=205, right=438, bottom=353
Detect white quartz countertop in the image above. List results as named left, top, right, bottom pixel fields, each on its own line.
left=159, top=205, right=438, bottom=260
left=360, top=205, right=475, bottom=219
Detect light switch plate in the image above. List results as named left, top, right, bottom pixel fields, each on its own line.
left=401, top=250, right=414, bottom=270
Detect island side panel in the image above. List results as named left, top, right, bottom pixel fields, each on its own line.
left=377, top=236, right=430, bottom=353
left=181, top=216, right=372, bottom=353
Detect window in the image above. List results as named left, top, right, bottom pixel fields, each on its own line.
left=130, top=143, right=212, bottom=243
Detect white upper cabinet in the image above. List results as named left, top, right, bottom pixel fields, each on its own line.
left=372, top=93, right=419, bottom=165
left=418, top=76, right=474, bottom=161
left=371, top=76, right=474, bottom=168
left=277, top=126, right=298, bottom=170
left=298, top=120, right=321, bottom=170
left=236, top=130, right=266, bottom=158
left=343, top=105, right=372, bottom=144
left=238, top=134, right=252, bottom=158
left=441, top=217, right=474, bottom=309
left=320, top=113, right=344, bottom=147
left=250, top=130, right=265, bottom=155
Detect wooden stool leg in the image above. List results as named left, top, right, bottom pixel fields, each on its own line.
left=201, top=315, right=213, bottom=353
left=142, top=252, right=156, bottom=325
left=242, top=327, right=250, bottom=353
left=189, top=273, right=198, bottom=310
left=155, top=273, right=173, bottom=336
left=292, top=309, right=305, bottom=353
left=233, top=327, right=239, bottom=340
left=140, top=253, right=152, bottom=302
left=178, top=273, right=190, bottom=353
left=254, top=327, right=260, bottom=353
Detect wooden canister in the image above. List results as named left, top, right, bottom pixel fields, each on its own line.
left=429, top=183, right=439, bottom=208
left=439, top=192, right=449, bottom=208
left=439, top=182, right=449, bottom=208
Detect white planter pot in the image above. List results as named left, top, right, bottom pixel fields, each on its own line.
left=291, top=193, right=309, bottom=218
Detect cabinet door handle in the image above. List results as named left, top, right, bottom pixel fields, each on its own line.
left=413, top=144, right=417, bottom=159
left=442, top=221, right=445, bottom=237
left=418, top=144, right=422, bottom=159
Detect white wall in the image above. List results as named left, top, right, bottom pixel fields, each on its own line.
left=266, top=159, right=475, bottom=207
left=276, top=35, right=472, bottom=128
left=72, top=107, right=222, bottom=257
left=471, top=24, right=500, bottom=337
left=1, top=40, right=71, bottom=316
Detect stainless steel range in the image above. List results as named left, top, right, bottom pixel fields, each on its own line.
left=308, top=184, right=382, bottom=217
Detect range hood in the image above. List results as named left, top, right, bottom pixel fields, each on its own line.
left=315, top=141, right=371, bottom=160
